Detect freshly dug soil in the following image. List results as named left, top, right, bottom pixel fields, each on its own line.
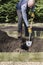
left=0, top=30, right=43, bottom=52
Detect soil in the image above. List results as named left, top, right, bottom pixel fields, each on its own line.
left=0, top=29, right=43, bottom=52
left=0, top=23, right=43, bottom=52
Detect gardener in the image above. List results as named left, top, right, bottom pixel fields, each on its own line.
left=16, top=0, right=35, bottom=39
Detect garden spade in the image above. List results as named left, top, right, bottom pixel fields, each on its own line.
left=26, top=18, right=33, bottom=47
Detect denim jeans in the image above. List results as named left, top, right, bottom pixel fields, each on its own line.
left=17, top=10, right=29, bottom=36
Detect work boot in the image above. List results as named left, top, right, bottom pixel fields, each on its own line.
left=18, top=32, right=22, bottom=39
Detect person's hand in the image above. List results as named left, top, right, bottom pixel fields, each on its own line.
left=31, top=12, right=35, bottom=18
left=28, top=27, right=32, bottom=33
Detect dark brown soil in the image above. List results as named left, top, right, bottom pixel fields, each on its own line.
left=0, top=30, right=43, bottom=52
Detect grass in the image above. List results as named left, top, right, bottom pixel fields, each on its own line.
left=0, top=52, right=43, bottom=62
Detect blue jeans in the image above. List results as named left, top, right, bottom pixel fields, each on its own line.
left=17, top=10, right=29, bottom=36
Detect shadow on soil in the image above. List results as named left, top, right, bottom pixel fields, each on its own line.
left=0, top=30, right=43, bottom=52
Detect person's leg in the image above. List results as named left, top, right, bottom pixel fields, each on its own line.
left=17, top=9, right=29, bottom=38
left=17, top=10, right=22, bottom=38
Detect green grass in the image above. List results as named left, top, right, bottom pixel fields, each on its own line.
left=0, top=52, right=43, bottom=62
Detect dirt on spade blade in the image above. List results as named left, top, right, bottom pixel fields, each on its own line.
left=0, top=30, right=43, bottom=52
